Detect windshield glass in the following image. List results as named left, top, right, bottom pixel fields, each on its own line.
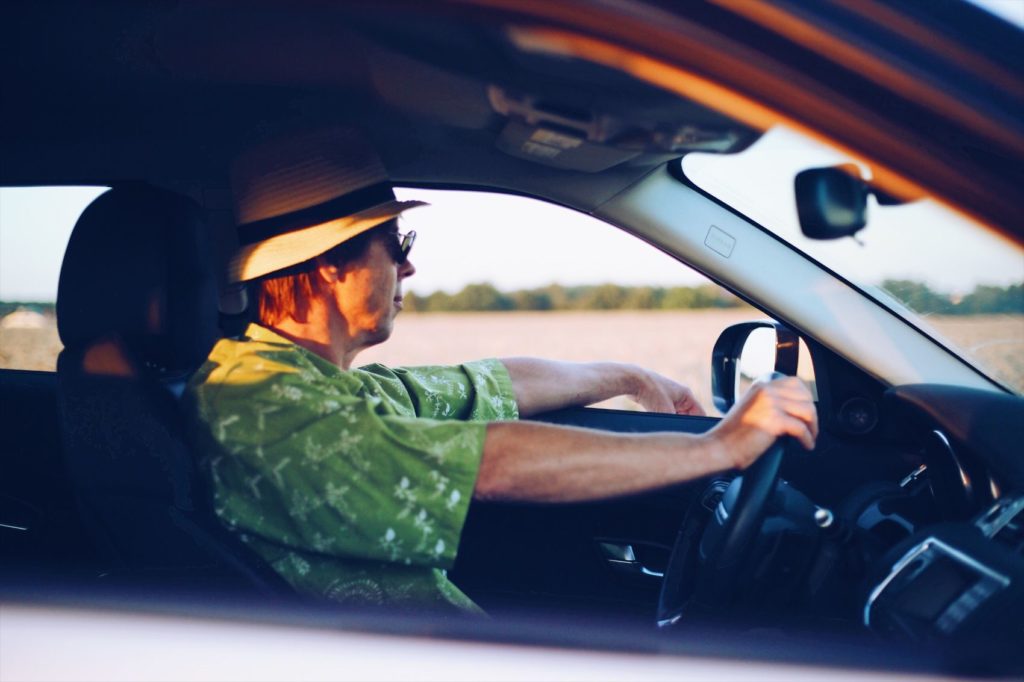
left=682, top=125, right=1024, bottom=394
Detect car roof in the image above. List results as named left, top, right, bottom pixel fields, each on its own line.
left=2, top=1, right=1022, bottom=241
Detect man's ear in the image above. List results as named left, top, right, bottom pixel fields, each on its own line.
left=315, top=257, right=341, bottom=284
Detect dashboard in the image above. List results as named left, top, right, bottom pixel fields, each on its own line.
left=865, top=494, right=1024, bottom=641
left=861, top=385, right=1024, bottom=648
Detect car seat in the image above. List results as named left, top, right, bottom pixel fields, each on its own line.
left=55, top=183, right=289, bottom=596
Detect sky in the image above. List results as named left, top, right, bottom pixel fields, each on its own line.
left=0, top=186, right=109, bottom=302
left=392, top=189, right=709, bottom=295
left=0, top=185, right=712, bottom=302
left=684, top=127, right=1024, bottom=295
left=2, top=139, right=1022, bottom=303
left=970, top=0, right=1024, bottom=25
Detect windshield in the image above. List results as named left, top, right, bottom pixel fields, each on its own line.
left=682, top=125, right=1024, bottom=394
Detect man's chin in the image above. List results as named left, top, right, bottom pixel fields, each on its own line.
left=364, top=323, right=394, bottom=347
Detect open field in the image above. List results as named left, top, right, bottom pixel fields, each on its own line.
left=361, top=310, right=756, bottom=411
left=4, top=311, right=1020, bottom=411
left=0, top=320, right=63, bottom=372
left=365, top=311, right=1024, bottom=409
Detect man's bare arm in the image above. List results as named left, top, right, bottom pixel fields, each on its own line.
left=475, top=376, right=817, bottom=503
left=499, top=357, right=705, bottom=418
left=476, top=422, right=725, bottom=502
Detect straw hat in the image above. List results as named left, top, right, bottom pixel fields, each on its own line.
left=228, top=127, right=427, bottom=282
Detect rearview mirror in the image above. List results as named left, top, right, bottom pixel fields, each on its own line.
left=794, top=164, right=867, bottom=240
left=794, top=164, right=907, bottom=240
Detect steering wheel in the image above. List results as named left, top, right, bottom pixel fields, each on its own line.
left=656, top=436, right=789, bottom=626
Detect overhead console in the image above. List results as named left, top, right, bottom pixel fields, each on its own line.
left=488, top=86, right=757, bottom=172
left=353, top=11, right=763, bottom=173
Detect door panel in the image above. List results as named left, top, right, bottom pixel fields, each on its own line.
left=0, top=369, right=102, bottom=577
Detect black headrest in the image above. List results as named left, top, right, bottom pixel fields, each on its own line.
left=57, top=184, right=218, bottom=371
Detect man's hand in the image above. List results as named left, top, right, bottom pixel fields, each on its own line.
left=630, top=368, right=706, bottom=416
left=708, top=376, right=818, bottom=470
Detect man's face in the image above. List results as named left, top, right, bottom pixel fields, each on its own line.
left=330, top=228, right=415, bottom=349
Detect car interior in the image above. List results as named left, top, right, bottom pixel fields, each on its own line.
left=2, top=1, right=1022, bottom=676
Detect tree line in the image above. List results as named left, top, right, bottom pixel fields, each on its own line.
left=404, top=280, right=1023, bottom=314
left=0, top=302, right=56, bottom=318
left=402, top=283, right=746, bottom=313
left=1, top=280, right=1020, bottom=317
left=880, top=280, right=1023, bottom=316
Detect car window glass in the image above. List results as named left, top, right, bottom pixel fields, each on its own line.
left=356, top=188, right=815, bottom=415
left=683, top=126, right=1024, bottom=394
left=0, top=186, right=108, bottom=371
left=968, top=0, right=1024, bottom=26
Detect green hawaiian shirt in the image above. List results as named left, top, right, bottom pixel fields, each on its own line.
left=186, top=324, right=518, bottom=613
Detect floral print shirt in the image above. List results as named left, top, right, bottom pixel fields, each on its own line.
left=186, top=324, right=518, bottom=613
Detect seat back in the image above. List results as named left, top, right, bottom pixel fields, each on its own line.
left=55, top=184, right=287, bottom=595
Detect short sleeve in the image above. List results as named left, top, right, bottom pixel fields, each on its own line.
left=195, top=365, right=490, bottom=570
left=358, top=359, right=519, bottom=421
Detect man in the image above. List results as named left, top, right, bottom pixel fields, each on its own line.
left=188, top=128, right=817, bottom=613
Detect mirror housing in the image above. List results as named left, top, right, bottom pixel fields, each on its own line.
left=794, top=164, right=868, bottom=240
left=711, top=321, right=799, bottom=413
left=794, top=164, right=909, bottom=240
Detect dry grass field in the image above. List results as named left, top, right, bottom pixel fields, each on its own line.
left=5, top=310, right=1019, bottom=413
left=919, top=314, right=1024, bottom=391
left=0, top=324, right=63, bottom=372
left=360, top=310, right=756, bottom=411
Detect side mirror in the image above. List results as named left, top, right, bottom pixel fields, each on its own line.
left=711, top=321, right=799, bottom=413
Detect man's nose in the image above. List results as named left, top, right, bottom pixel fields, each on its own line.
left=399, top=258, right=416, bottom=279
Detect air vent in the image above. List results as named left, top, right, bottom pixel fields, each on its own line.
left=977, top=495, right=1024, bottom=556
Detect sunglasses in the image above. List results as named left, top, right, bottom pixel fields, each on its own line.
left=385, top=229, right=416, bottom=264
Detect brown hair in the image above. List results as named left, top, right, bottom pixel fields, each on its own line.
left=256, top=222, right=394, bottom=325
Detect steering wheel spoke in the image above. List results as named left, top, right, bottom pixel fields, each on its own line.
left=657, top=438, right=793, bottom=625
